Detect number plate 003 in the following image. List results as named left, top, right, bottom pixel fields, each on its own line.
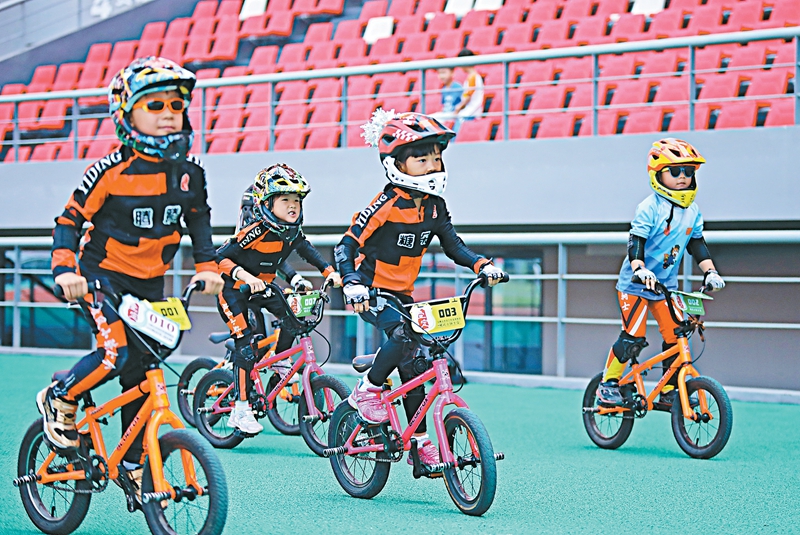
left=409, top=297, right=465, bottom=334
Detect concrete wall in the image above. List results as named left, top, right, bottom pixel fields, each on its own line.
left=1, top=126, right=798, bottom=231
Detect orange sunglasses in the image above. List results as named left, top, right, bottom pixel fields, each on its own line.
left=133, top=97, right=186, bottom=113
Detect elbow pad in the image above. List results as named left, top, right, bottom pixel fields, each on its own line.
left=686, top=237, right=711, bottom=263
left=627, top=234, right=646, bottom=264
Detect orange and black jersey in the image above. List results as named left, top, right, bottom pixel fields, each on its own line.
left=52, top=147, right=217, bottom=279
left=336, top=184, right=489, bottom=295
left=217, top=221, right=334, bottom=288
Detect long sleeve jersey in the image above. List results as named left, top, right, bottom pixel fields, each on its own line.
left=217, top=220, right=334, bottom=288
left=336, top=184, right=490, bottom=296
left=51, top=147, right=217, bottom=279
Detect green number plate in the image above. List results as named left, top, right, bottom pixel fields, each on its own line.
left=285, top=291, right=320, bottom=318
left=672, top=291, right=713, bottom=315
left=409, top=297, right=466, bottom=334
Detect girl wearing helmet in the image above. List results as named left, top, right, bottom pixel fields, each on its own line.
left=41, top=57, right=224, bottom=488
left=216, top=164, right=341, bottom=434
left=335, top=109, right=507, bottom=466
left=597, top=138, right=726, bottom=407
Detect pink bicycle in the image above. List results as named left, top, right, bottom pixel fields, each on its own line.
left=193, top=282, right=349, bottom=456
left=325, top=274, right=507, bottom=516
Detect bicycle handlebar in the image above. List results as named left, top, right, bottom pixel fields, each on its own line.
left=370, top=272, right=509, bottom=349
left=238, top=280, right=330, bottom=331
left=630, top=273, right=710, bottom=326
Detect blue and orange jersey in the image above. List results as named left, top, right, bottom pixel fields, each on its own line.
left=337, top=184, right=489, bottom=295
left=51, top=146, right=217, bottom=279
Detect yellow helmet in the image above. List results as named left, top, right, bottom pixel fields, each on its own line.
left=647, top=138, right=706, bottom=208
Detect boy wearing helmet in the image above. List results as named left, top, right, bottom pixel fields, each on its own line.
left=335, top=109, right=507, bottom=466
left=39, top=57, right=224, bottom=479
left=597, top=138, right=726, bottom=407
left=216, top=164, right=341, bottom=434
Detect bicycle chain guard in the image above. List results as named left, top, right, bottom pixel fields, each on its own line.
left=632, top=394, right=648, bottom=418
left=250, top=393, right=268, bottom=419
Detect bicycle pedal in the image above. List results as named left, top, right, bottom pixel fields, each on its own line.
left=233, top=429, right=258, bottom=439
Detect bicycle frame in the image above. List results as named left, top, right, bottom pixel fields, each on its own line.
left=34, top=368, right=202, bottom=498
left=207, top=334, right=334, bottom=421
left=596, top=301, right=712, bottom=421
left=342, top=356, right=470, bottom=466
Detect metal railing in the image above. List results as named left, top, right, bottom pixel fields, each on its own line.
left=1, top=230, right=798, bottom=377
left=1, top=26, right=799, bottom=160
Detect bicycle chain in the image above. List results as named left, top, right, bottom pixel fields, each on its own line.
left=40, top=454, right=111, bottom=495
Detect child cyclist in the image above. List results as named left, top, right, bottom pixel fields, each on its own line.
left=597, top=138, right=725, bottom=407
left=216, top=164, right=341, bottom=434
left=38, top=57, right=224, bottom=490
left=335, top=110, right=506, bottom=465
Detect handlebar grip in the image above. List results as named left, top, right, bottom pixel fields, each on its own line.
left=239, top=284, right=251, bottom=294
left=53, top=285, right=65, bottom=299
left=630, top=275, right=642, bottom=284
left=500, top=273, right=510, bottom=283
left=368, top=288, right=378, bottom=299
left=194, top=280, right=206, bottom=292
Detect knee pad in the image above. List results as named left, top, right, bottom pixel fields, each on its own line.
left=233, top=345, right=258, bottom=370
left=612, top=332, right=649, bottom=363
left=389, top=323, right=416, bottom=359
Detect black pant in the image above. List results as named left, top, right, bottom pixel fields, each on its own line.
left=54, top=267, right=164, bottom=464
left=361, top=295, right=428, bottom=434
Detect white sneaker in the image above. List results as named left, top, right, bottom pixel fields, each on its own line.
left=269, top=358, right=293, bottom=381
left=229, top=403, right=263, bottom=434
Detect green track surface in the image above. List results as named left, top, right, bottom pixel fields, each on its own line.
left=3, top=354, right=799, bottom=535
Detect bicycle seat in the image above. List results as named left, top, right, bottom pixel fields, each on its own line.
left=208, top=332, right=231, bottom=344
left=224, top=339, right=236, bottom=352
left=51, top=370, right=70, bottom=382
left=352, top=354, right=376, bottom=373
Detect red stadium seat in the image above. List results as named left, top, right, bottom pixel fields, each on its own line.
left=535, top=19, right=576, bottom=50
left=265, top=11, right=295, bottom=37
left=267, top=0, right=291, bottom=14
left=316, top=0, right=345, bottom=16
left=305, top=126, right=341, bottom=149
left=426, top=13, right=456, bottom=34
left=35, top=100, right=71, bottom=131
left=560, top=0, right=594, bottom=20
left=687, top=4, right=724, bottom=35
left=623, top=107, right=667, bottom=134
left=249, top=46, right=279, bottom=74
left=85, top=138, right=118, bottom=160
left=726, top=2, right=768, bottom=31
left=748, top=70, right=793, bottom=96
left=416, top=0, right=445, bottom=15
left=573, top=17, right=614, bottom=46
left=2, top=145, right=32, bottom=162
left=608, top=14, right=646, bottom=42
left=556, top=57, right=592, bottom=83
left=141, top=21, right=167, bottom=41
left=640, top=49, right=688, bottom=75
left=307, top=42, right=338, bottom=68
left=535, top=112, right=582, bottom=138
left=429, top=30, right=462, bottom=58
left=599, top=55, right=636, bottom=79
left=500, top=23, right=538, bottom=52
left=467, top=26, right=501, bottom=54
left=528, top=1, right=560, bottom=22
left=530, top=85, right=567, bottom=110
left=240, top=14, right=270, bottom=38
left=159, top=37, right=186, bottom=64
left=193, top=1, right=217, bottom=18
left=713, top=100, right=757, bottom=129
left=507, top=115, right=537, bottom=140
left=456, top=118, right=502, bottom=142
left=103, top=41, right=138, bottom=85
left=696, top=73, right=741, bottom=101
left=334, top=19, right=364, bottom=41
left=653, top=76, right=690, bottom=104
left=395, top=14, right=425, bottom=35
left=165, top=18, right=192, bottom=40
left=86, top=42, right=112, bottom=64
left=210, top=33, right=239, bottom=61
left=307, top=103, right=342, bottom=125
left=347, top=98, right=379, bottom=124
left=359, top=0, right=388, bottom=20
left=493, top=5, right=525, bottom=29
left=650, top=9, right=693, bottom=40
left=30, top=143, right=60, bottom=161
left=369, top=36, right=401, bottom=63
left=305, top=22, right=334, bottom=43
left=728, top=43, right=768, bottom=69
left=336, top=40, right=368, bottom=66
left=594, top=0, right=628, bottom=18
left=215, top=16, right=239, bottom=35
left=402, top=34, right=437, bottom=61
left=309, top=78, right=342, bottom=101
left=274, top=128, right=307, bottom=150
left=207, top=134, right=240, bottom=153
left=27, top=65, right=57, bottom=93
left=217, top=0, right=241, bottom=17
left=239, top=132, right=269, bottom=152
left=388, top=0, right=415, bottom=17
left=605, top=79, right=651, bottom=105
left=460, top=10, right=490, bottom=30
left=763, top=98, right=794, bottom=126
left=771, top=0, right=800, bottom=27
left=51, top=64, right=83, bottom=92
left=137, top=39, right=161, bottom=57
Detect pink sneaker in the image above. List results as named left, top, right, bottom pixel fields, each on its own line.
left=347, top=379, right=388, bottom=424
left=408, top=438, right=440, bottom=466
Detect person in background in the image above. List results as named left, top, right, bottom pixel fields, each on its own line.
left=452, top=49, right=485, bottom=134
left=430, top=66, right=462, bottom=124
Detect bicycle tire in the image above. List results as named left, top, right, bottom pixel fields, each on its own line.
left=671, top=376, right=733, bottom=459
left=142, top=430, right=228, bottom=535
left=442, top=408, right=497, bottom=516
left=328, top=403, right=390, bottom=499
left=193, top=369, right=244, bottom=449
left=177, top=357, right=220, bottom=427
left=17, top=418, right=92, bottom=535
left=265, top=372, right=301, bottom=436
left=298, top=374, right=351, bottom=456
left=582, top=372, right=634, bottom=449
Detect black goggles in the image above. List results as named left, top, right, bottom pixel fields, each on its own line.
left=664, top=165, right=696, bottom=178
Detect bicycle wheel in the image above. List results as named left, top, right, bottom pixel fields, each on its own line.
left=177, top=357, right=220, bottom=427
left=582, top=372, right=634, bottom=449
left=328, top=402, right=390, bottom=499
left=142, top=430, right=228, bottom=535
left=298, top=374, right=351, bottom=456
left=442, top=408, right=497, bottom=516
left=671, top=376, right=733, bottom=459
left=17, top=418, right=92, bottom=535
left=265, top=372, right=301, bottom=436
left=193, top=369, right=244, bottom=449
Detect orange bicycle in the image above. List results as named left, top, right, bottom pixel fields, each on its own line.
left=15, top=281, right=228, bottom=535
left=582, top=279, right=733, bottom=459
